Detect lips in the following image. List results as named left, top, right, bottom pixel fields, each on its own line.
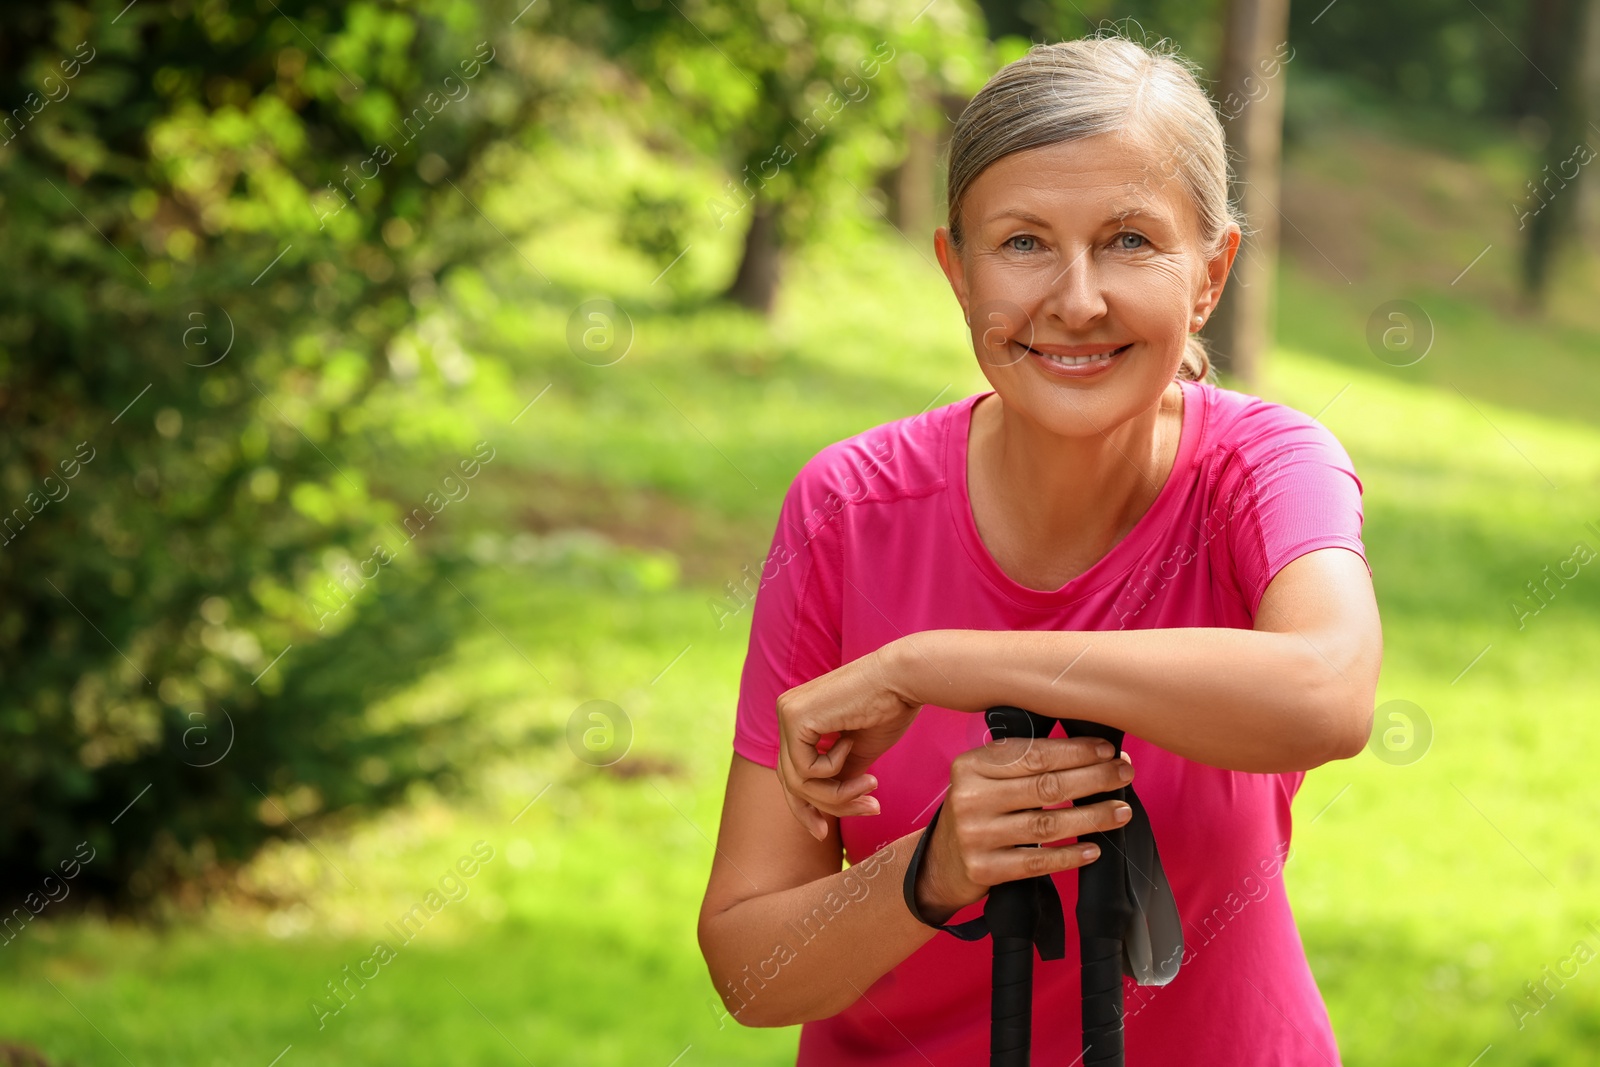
left=1030, top=347, right=1132, bottom=367
left=1012, top=339, right=1133, bottom=376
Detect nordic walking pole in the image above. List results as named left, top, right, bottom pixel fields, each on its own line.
left=982, top=704, right=1059, bottom=1066
left=985, top=708, right=1152, bottom=1067
left=1055, top=715, right=1135, bottom=1067
left=905, top=706, right=1184, bottom=1067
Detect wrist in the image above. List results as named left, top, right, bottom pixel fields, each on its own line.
left=878, top=634, right=929, bottom=709
left=888, top=629, right=969, bottom=708
left=913, top=864, right=969, bottom=926
left=913, top=813, right=983, bottom=924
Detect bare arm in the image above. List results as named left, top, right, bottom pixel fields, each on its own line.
left=699, top=737, right=1131, bottom=1025
left=771, top=548, right=1385, bottom=839
left=697, top=753, right=938, bottom=1027
left=886, top=548, right=1381, bottom=773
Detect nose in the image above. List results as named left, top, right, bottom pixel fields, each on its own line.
left=1042, top=244, right=1109, bottom=332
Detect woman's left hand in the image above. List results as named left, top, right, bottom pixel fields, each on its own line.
left=776, top=640, right=924, bottom=840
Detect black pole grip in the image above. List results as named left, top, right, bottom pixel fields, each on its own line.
left=1060, top=718, right=1132, bottom=1067
left=988, top=884, right=1036, bottom=1065
left=983, top=705, right=1054, bottom=1066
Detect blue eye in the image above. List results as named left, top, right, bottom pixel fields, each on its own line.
left=1116, top=232, right=1147, bottom=250
left=1006, top=235, right=1037, bottom=253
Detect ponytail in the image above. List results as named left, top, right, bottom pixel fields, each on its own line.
left=1177, top=333, right=1214, bottom=383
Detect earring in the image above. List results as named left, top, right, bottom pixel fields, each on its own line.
left=1193, top=314, right=1205, bottom=328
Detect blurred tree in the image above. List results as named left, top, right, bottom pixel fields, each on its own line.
left=880, top=76, right=948, bottom=241
left=552, top=0, right=987, bottom=314
left=1286, top=0, right=1530, bottom=119
left=973, top=0, right=1037, bottom=41
left=1204, top=0, right=1291, bottom=385
left=0, top=0, right=547, bottom=905
left=985, top=0, right=1227, bottom=71
left=1519, top=0, right=1600, bottom=303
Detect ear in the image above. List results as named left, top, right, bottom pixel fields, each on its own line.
left=933, top=227, right=970, bottom=322
left=1193, top=223, right=1241, bottom=327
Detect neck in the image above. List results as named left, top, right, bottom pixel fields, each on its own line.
left=970, top=382, right=1183, bottom=580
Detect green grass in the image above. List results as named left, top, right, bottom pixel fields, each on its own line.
left=5, top=117, right=1600, bottom=1064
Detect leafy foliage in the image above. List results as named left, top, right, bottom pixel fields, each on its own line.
left=1285, top=0, right=1543, bottom=120
left=545, top=0, right=989, bottom=251
left=0, top=0, right=545, bottom=904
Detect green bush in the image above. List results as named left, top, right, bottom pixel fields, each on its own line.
left=0, top=0, right=542, bottom=905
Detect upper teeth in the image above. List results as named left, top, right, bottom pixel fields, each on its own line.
left=1040, top=348, right=1121, bottom=365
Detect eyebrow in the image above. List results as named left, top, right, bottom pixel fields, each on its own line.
left=1106, top=201, right=1174, bottom=226
left=980, top=208, right=1055, bottom=228
left=980, top=202, right=1175, bottom=230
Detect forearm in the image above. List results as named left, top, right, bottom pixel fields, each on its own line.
left=700, top=832, right=935, bottom=1027
left=892, top=627, right=1369, bottom=773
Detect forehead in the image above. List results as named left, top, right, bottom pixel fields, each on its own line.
left=965, top=130, right=1195, bottom=227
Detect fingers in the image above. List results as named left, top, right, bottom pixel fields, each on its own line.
left=780, top=783, right=829, bottom=842
left=948, top=795, right=1130, bottom=858
left=791, top=770, right=881, bottom=822
left=984, top=752, right=1133, bottom=812
left=777, top=739, right=879, bottom=839
left=787, top=784, right=878, bottom=842
left=973, top=840, right=1108, bottom=885
left=993, top=797, right=1132, bottom=848
left=777, top=741, right=828, bottom=840
left=968, top=735, right=1117, bottom=780
left=941, top=738, right=1137, bottom=886
left=784, top=729, right=852, bottom=785
left=952, top=801, right=1130, bottom=885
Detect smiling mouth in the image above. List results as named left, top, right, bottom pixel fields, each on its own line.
left=1016, top=341, right=1133, bottom=366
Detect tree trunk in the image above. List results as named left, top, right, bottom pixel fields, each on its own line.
left=889, top=78, right=947, bottom=241
left=722, top=198, right=783, bottom=315
left=1515, top=0, right=1567, bottom=117
left=1521, top=0, right=1600, bottom=305
left=1203, top=0, right=1292, bottom=388
left=891, top=80, right=940, bottom=241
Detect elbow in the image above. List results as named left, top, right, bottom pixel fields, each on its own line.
left=699, top=945, right=849, bottom=1028
left=698, top=969, right=824, bottom=1029
left=1318, top=702, right=1372, bottom=764
left=698, top=910, right=815, bottom=1030
left=1306, top=660, right=1375, bottom=767
left=705, top=980, right=786, bottom=1030
left=697, top=913, right=757, bottom=1029
left=700, top=953, right=843, bottom=1028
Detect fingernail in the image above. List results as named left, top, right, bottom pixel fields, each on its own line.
left=1118, top=762, right=1134, bottom=781
left=864, top=798, right=880, bottom=815
left=1095, top=742, right=1113, bottom=759
left=1081, top=844, right=1100, bottom=860
left=1113, top=803, right=1132, bottom=822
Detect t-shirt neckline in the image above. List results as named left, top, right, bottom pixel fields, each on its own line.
left=945, top=378, right=1203, bottom=609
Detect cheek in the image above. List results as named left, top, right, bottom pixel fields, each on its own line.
left=962, top=263, right=1037, bottom=353
left=1110, top=260, right=1196, bottom=332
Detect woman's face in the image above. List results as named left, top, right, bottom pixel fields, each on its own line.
left=934, top=130, right=1239, bottom=436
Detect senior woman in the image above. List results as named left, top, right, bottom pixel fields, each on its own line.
left=697, top=34, right=1381, bottom=1066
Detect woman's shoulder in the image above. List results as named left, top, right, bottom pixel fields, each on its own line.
left=1188, top=378, right=1357, bottom=473
left=783, top=394, right=974, bottom=512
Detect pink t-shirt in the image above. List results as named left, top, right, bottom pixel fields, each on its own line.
left=732, top=378, right=1370, bottom=1066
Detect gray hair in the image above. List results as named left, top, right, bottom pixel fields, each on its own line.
left=945, top=35, right=1239, bottom=383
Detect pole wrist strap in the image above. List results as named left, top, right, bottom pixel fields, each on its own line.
left=901, top=798, right=1067, bottom=961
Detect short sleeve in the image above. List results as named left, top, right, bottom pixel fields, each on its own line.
left=730, top=460, right=846, bottom=769
left=1214, top=404, right=1370, bottom=618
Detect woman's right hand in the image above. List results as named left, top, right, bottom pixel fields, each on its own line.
left=913, top=732, right=1135, bottom=923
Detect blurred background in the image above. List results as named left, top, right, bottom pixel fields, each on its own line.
left=2, top=0, right=1598, bottom=1063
